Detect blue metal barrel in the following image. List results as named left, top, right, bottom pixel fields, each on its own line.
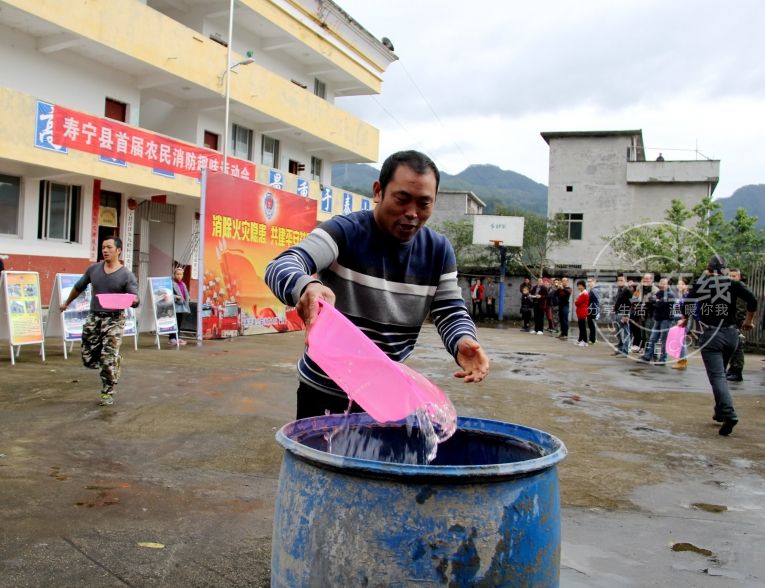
left=272, top=413, right=567, bottom=587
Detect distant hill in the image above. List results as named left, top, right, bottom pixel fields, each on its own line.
left=332, top=163, right=548, bottom=216
left=717, top=184, right=765, bottom=227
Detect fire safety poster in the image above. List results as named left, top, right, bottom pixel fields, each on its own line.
left=200, top=172, right=317, bottom=337
left=1, top=271, right=44, bottom=345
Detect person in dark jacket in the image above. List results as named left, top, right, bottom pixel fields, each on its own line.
left=680, top=255, right=757, bottom=436
left=612, top=273, right=633, bottom=356
left=586, top=277, right=600, bottom=344
left=725, top=269, right=747, bottom=382
left=639, top=277, right=676, bottom=364
left=555, top=277, right=572, bottom=340
left=520, top=286, right=533, bottom=332
left=529, top=279, right=547, bottom=335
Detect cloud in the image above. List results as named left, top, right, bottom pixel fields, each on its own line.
left=337, top=0, right=765, bottom=197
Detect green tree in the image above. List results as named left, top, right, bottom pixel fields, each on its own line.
left=431, top=219, right=498, bottom=267
left=604, top=198, right=765, bottom=274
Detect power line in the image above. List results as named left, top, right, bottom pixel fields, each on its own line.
left=398, top=61, right=470, bottom=165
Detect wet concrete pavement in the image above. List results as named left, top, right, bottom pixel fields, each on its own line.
left=1, top=324, right=763, bottom=586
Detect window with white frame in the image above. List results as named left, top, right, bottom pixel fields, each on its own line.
left=558, top=213, right=583, bottom=240
left=261, top=135, right=280, bottom=168
left=314, top=78, right=326, bottom=99
left=38, top=181, right=81, bottom=242
left=310, top=156, right=323, bottom=182
left=231, top=124, right=253, bottom=160
left=0, top=174, right=21, bottom=235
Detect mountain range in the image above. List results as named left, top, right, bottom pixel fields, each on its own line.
left=332, top=164, right=764, bottom=225
left=332, top=163, right=548, bottom=215
left=718, top=184, right=765, bottom=227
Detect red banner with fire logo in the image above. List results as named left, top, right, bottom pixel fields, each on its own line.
left=200, top=172, right=317, bottom=337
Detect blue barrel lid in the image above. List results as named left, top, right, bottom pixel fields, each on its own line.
left=276, top=413, right=567, bottom=479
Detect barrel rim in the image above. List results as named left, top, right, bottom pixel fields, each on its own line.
left=275, top=414, right=567, bottom=478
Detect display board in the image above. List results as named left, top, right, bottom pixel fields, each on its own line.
left=138, top=276, right=178, bottom=349
left=198, top=171, right=317, bottom=339
left=472, top=215, right=525, bottom=247
left=45, top=274, right=137, bottom=359
left=0, top=271, right=45, bottom=365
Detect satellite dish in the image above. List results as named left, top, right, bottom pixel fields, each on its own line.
left=381, top=37, right=395, bottom=51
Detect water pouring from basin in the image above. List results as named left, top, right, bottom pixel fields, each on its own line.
left=306, top=299, right=456, bottom=441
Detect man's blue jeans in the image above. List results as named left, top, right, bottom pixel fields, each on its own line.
left=616, top=318, right=631, bottom=354
left=558, top=306, right=569, bottom=337
left=642, top=319, right=672, bottom=362
left=699, top=326, right=739, bottom=420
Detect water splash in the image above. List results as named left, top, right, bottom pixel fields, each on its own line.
left=324, top=398, right=457, bottom=465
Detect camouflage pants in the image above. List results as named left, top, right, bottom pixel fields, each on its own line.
left=81, top=312, right=125, bottom=394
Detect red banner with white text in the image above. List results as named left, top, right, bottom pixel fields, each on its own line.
left=50, top=104, right=255, bottom=180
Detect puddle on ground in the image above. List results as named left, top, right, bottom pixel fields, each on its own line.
left=671, top=542, right=716, bottom=559
left=632, top=473, right=765, bottom=523
left=691, top=502, right=727, bottom=513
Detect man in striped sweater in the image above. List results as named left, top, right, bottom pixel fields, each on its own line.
left=265, top=150, right=490, bottom=419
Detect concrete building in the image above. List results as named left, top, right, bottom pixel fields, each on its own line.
left=0, top=0, right=396, bottom=301
left=541, top=130, right=720, bottom=271
left=429, top=189, right=486, bottom=228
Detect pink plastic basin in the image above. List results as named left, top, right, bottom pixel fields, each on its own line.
left=665, top=325, right=685, bottom=359
left=96, top=293, right=136, bottom=310
left=306, top=299, right=454, bottom=424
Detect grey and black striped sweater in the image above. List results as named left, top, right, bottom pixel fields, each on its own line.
left=265, top=210, right=478, bottom=397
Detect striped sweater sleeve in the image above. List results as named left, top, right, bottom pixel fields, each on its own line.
left=430, top=244, right=478, bottom=360
left=264, top=227, right=338, bottom=306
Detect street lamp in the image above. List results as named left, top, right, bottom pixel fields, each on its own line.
left=222, top=0, right=254, bottom=173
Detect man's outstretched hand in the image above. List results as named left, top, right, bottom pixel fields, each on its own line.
left=454, top=337, right=489, bottom=383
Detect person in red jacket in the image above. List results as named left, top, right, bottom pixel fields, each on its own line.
left=470, top=278, right=485, bottom=321
left=574, top=280, right=589, bottom=347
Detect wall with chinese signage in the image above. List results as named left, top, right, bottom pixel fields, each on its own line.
left=200, top=172, right=317, bottom=337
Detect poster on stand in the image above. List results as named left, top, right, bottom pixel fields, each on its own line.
left=0, top=271, right=45, bottom=365
left=138, top=277, right=178, bottom=349
left=198, top=172, right=317, bottom=338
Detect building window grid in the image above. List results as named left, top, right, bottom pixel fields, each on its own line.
left=38, top=181, right=81, bottom=242
left=310, top=156, right=323, bottom=182
left=231, top=124, right=253, bottom=161
left=261, top=135, right=280, bottom=169
left=0, top=174, right=21, bottom=236
left=560, top=212, right=583, bottom=241
left=314, top=78, right=326, bottom=99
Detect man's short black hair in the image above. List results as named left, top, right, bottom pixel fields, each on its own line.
left=378, top=150, right=440, bottom=196
left=104, top=236, right=123, bottom=251
left=707, top=254, right=726, bottom=273
left=616, top=273, right=625, bottom=279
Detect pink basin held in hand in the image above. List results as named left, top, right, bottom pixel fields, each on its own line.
left=306, top=299, right=455, bottom=426
left=96, top=293, right=136, bottom=310
left=665, top=325, right=685, bottom=359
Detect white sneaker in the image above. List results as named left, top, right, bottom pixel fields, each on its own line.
left=168, top=339, right=179, bottom=347
left=631, top=345, right=639, bottom=352
left=578, top=341, right=588, bottom=347
left=536, top=331, right=544, bottom=335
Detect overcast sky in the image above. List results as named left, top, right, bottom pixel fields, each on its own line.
left=336, top=0, right=765, bottom=199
